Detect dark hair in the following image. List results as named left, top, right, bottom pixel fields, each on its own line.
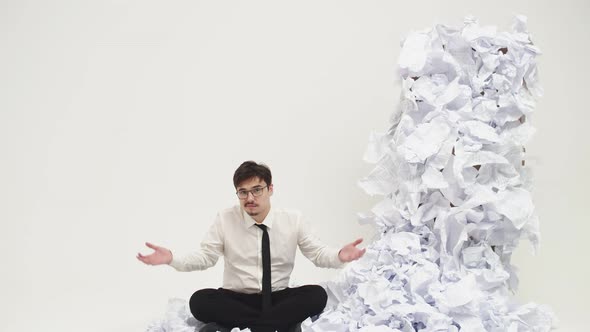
left=233, top=161, right=272, bottom=188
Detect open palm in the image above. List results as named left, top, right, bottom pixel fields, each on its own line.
left=338, top=238, right=366, bottom=262
left=136, top=242, right=173, bottom=266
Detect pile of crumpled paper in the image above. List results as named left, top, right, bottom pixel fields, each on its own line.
left=302, top=15, right=555, bottom=332
left=147, top=16, right=555, bottom=332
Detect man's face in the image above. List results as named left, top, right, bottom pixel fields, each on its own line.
left=236, top=177, right=273, bottom=220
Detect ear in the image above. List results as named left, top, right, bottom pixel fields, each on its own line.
left=269, top=184, right=274, bottom=196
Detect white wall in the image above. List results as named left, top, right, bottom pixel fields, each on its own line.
left=1, top=1, right=588, bottom=331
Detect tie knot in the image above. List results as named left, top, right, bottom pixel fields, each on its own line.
left=255, top=223, right=267, bottom=231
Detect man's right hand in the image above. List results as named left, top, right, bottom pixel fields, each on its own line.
left=137, top=242, right=173, bottom=266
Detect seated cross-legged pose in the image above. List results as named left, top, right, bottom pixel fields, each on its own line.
left=137, top=161, right=366, bottom=332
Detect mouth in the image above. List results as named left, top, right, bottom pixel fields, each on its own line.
left=246, top=204, right=257, bottom=208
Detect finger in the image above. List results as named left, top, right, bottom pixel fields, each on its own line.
left=351, top=238, right=363, bottom=246
left=137, top=255, right=147, bottom=263
left=138, top=252, right=152, bottom=260
left=145, top=242, right=158, bottom=250
left=353, top=248, right=365, bottom=259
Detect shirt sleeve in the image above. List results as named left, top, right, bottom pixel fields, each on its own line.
left=168, top=213, right=224, bottom=272
left=297, top=214, right=346, bottom=269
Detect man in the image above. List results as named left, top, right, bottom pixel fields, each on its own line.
left=137, top=161, right=366, bottom=332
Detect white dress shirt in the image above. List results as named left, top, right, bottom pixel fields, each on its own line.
left=168, top=205, right=346, bottom=294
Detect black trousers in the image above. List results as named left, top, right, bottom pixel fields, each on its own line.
left=189, top=284, right=328, bottom=332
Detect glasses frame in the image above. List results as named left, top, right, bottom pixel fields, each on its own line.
left=236, top=185, right=268, bottom=200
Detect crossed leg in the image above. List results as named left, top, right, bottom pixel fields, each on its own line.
left=189, top=285, right=327, bottom=332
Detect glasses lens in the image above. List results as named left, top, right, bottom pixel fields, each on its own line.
left=237, top=186, right=267, bottom=199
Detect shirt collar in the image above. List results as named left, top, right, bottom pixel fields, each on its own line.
left=242, top=206, right=274, bottom=229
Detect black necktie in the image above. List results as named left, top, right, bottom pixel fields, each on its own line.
left=255, top=223, right=272, bottom=311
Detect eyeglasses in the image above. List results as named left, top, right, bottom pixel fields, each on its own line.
left=236, top=186, right=268, bottom=199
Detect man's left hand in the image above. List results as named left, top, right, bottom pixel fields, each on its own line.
left=338, top=238, right=366, bottom=263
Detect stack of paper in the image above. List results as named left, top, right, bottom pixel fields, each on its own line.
left=304, top=16, right=555, bottom=332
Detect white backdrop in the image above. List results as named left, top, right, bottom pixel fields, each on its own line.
left=1, top=1, right=588, bottom=331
